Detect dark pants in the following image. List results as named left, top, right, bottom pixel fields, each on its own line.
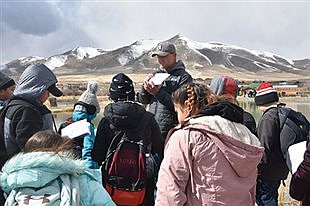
left=256, top=177, right=281, bottom=206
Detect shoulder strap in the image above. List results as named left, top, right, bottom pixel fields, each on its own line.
left=277, top=103, right=290, bottom=130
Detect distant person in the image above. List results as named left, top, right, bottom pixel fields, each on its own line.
left=0, top=72, right=15, bottom=109
left=254, top=82, right=289, bottom=206
left=0, top=72, right=17, bottom=206
left=0, top=72, right=15, bottom=206
left=58, top=81, right=100, bottom=169
left=0, top=130, right=116, bottom=206
left=92, top=73, right=163, bottom=206
left=210, top=75, right=257, bottom=135
left=138, top=41, right=193, bottom=140
left=0, top=63, right=63, bottom=162
left=156, top=82, right=263, bottom=205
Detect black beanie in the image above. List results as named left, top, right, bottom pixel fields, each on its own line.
left=109, top=73, right=135, bottom=102
left=0, top=72, right=15, bottom=90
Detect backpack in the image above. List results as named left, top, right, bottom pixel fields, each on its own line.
left=103, top=113, right=152, bottom=206
left=277, top=104, right=310, bottom=163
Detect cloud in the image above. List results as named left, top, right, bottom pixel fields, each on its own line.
left=2, top=1, right=62, bottom=36
left=1, top=1, right=309, bottom=64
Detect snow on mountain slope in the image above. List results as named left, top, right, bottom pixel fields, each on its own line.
left=18, top=56, right=45, bottom=64
left=45, top=55, right=67, bottom=70
left=180, top=36, right=294, bottom=68
left=118, top=39, right=160, bottom=66
left=3, top=34, right=308, bottom=79
left=70, top=47, right=104, bottom=60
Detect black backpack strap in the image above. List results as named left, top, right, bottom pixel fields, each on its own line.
left=277, top=103, right=289, bottom=130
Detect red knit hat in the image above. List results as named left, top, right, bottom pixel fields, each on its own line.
left=254, top=82, right=279, bottom=106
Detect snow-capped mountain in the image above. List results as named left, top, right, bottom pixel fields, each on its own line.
left=1, top=35, right=309, bottom=80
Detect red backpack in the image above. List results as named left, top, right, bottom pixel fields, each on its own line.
left=103, top=113, right=151, bottom=205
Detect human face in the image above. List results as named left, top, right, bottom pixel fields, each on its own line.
left=157, top=53, right=176, bottom=71
left=0, top=85, right=15, bottom=100
left=39, top=90, right=50, bottom=103
left=174, top=104, right=190, bottom=124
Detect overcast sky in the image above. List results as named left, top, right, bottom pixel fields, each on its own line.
left=1, top=0, right=309, bottom=64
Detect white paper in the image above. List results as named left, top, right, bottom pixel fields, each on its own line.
left=150, top=73, right=170, bottom=86
left=286, top=141, right=307, bottom=174
left=61, top=119, right=91, bottom=139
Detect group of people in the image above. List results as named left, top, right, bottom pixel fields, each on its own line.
left=0, top=41, right=309, bottom=206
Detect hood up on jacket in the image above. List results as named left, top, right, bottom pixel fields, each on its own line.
left=104, top=101, right=146, bottom=129
left=13, top=64, right=59, bottom=102
left=0, top=152, right=86, bottom=193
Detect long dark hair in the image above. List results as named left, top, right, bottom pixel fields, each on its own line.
left=24, top=130, right=74, bottom=154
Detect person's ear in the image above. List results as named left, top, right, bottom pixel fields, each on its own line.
left=184, top=100, right=193, bottom=117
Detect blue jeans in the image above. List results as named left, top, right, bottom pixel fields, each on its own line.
left=256, top=177, right=281, bottom=206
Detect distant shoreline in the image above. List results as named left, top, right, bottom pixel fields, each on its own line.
left=49, top=95, right=310, bottom=113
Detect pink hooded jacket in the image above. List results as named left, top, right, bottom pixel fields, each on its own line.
left=156, top=115, right=264, bottom=206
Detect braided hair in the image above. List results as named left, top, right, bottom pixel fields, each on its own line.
left=172, top=82, right=219, bottom=117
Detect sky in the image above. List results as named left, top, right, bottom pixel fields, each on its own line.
left=1, top=0, right=309, bottom=65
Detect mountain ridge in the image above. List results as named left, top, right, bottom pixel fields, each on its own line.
left=2, top=34, right=310, bottom=81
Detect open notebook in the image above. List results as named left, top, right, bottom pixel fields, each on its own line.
left=150, top=73, right=170, bottom=86
left=61, top=119, right=91, bottom=139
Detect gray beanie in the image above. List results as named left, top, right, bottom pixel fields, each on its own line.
left=210, top=76, right=238, bottom=98
left=74, top=81, right=100, bottom=114
left=0, top=72, right=15, bottom=90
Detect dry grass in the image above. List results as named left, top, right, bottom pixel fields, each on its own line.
left=57, top=73, right=148, bottom=85
left=56, top=68, right=310, bottom=86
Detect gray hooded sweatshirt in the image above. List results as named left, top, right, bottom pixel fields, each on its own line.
left=1, top=64, right=59, bottom=159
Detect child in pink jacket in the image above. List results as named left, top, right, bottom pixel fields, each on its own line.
left=156, top=82, right=264, bottom=206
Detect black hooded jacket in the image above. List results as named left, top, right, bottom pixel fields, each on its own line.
left=257, top=106, right=289, bottom=180
left=92, top=101, right=163, bottom=165
left=199, top=101, right=244, bottom=124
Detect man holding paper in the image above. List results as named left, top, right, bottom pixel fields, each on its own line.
left=138, top=42, right=192, bottom=141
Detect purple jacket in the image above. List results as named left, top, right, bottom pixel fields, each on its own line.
left=290, top=140, right=310, bottom=206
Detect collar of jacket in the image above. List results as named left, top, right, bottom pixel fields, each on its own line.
left=199, top=100, right=244, bottom=124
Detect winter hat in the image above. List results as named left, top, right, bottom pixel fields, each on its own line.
left=254, top=82, right=279, bottom=106
left=0, top=72, right=15, bottom=90
left=74, top=81, right=100, bottom=114
left=109, top=73, right=135, bottom=102
left=210, top=76, right=238, bottom=97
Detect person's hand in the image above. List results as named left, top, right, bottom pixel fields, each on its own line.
left=143, top=74, right=160, bottom=95
left=143, top=74, right=154, bottom=87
